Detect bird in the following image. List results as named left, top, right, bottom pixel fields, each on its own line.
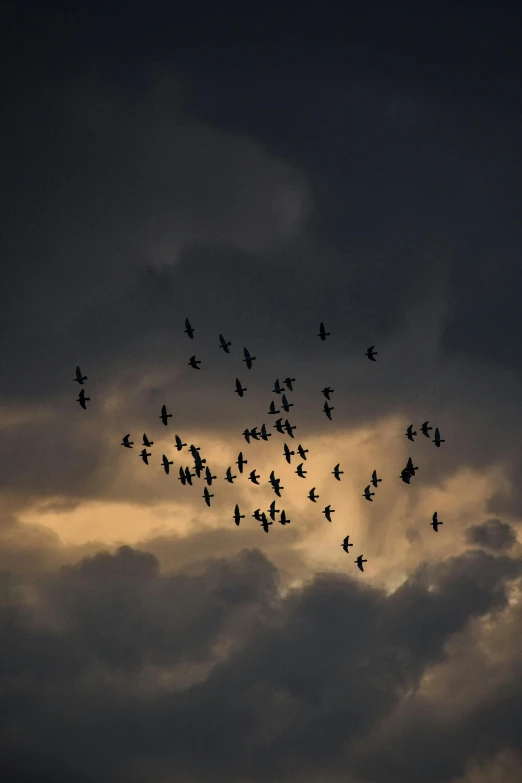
left=243, top=347, right=256, bottom=369
left=433, top=427, right=445, bottom=447
left=363, top=485, right=375, bottom=501
left=421, top=421, right=432, bottom=437
left=184, top=318, right=195, bottom=339
left=203, top=487, right=214, bottom=507
left=308, top=487, right=319, bottom=503
left=355, top=555, right=367, bottom=572
left=121, top=434, right=133, bottom=448
left=321, top=386, right=334, bottom=400
left=225, top=467, right=236, bottom=483
left=365, top=346, right=378, bottom=361
left=219, top=334, right=231, bottom=353
left=268, top=400, right=280, bottom=415
left=341, top=536, right=353, bottom=553
left=188, top=355, right=201, bottom=369
left=268, top=500, right=280, bottom=521
left=400, top=469, right=412, bottom=484
left=284, top=377, right=296, bottom=391
left=248, top=469, right=260, bottom=485
left=235, top=378, right=247, bottom=397
left=318, top=322, right=330, bottom=340
left=431, top=512, right=443, bottom=532
left=174, top=434, right=186, bottom=451
left=77, top=389, right=90, bottom=409
left=295, top=463, right=307, bottom=478
left=332, top=463, right=343, bottom=481
left=74, top=365, right=87, bottom=384
left=279, top=510, right=291, bottom=525
left=297, top=444, right=309, bottom=460
left=140, top=449, right=151, bottom=465
left=406, top=425, right=417, bottom=441
left=323, top=505, right=335, bottom=522
left=371, top=470, right=382, bottom=488
left=142, top=433, right=154, bottom=447
left=233, top=505, right=244, bottom=525
left=205, top=466, right=216, bottom=485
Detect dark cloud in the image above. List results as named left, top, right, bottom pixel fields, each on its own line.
left=1, top=543, right=522, bottom=782
left=465, top=518, right=517, bottom=551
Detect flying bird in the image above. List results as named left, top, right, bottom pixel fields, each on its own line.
left=142, top=433, right=154, bottom=447
left=321, top=386, right=334, bottom=400
left=205, top=466, right=216, bottom=485
left=178, top=466, right=187, bottom=485
left=249, top=427, right=260, bottom=441
left=366, top=345, right=378, bottom=361
left=283, top=443, right=295, bottom=464
left=184, top=467, right=195, bottom=485
left=318, top=322, right=330, bottom=340
left=272, top=379, right=283, bottom=395
left=268, top=400, right=280, bottom=415
left=284, top=419, right=296, bottom=438
left=243, top=428, right=252, bottom=444
left=235, top=378, right=247, bottom=397
left=236, top=452, right=247, bottom=473
left=219, top=333, right=231, bottom=353
left=121, top=434, right=133, bottom=448
left=400, top=469, right=412, bottom=484
left=308, top=487, right=319, bottom=503
left=225, top=467, right=236, bottom=483
left=248, top=469, right=260, bottom=485
left=279, top=510, right=291, bottom=525
left=284, top=377, right=295, bottom=391
left=243, top=347, right=256, bottom=369
left=281, top=393, right=293, bottom=413
left=268, top=500, right=279, bottom=521
left=260, top=423, right=271, bottom=441
left=175, top=434, right=186, bottom=451
left=252, top=509, right=263, bottom=521
left=355, top=555, right=367, bottom=572
left=161, top=454, right=173, bottom=474
left=323, top=401, right=334, bottom=420
left=77, top=389, right=90, bottom=409
left=323, top=505, right=335, bottom=522
left=74, top=365, right=87, bottom=384
left=371, top=469, right=382, bottom=488
left=332, top=463, right=343, bottom=481
left=405, top=457, right=418, bottom=476
left=341, top=536, right=353, bottom=553
left=363, top=485, right=375, bottom=501
left=274, top=418, right=285, bottom=434
left=295, top=463, right=307, bottom=478
left=433, top=427, right=445, bottom=447
left=233, top=504, right=244, bottom=526
left=184, top=318, right=195, bottom=339
left=406, top=425, right=417, bottom=441
left=188, top=355, right=201, bottom=369
left=203, top=487, right=214, bottom=507
left=431, top=512, right=443, bottom=532
left=140, top=449, right=151, bottom=465
left=159, top=405, right=172, bottom=426
left=260, top=514, right=272, bottom=533
left=421, top=421, right=433, bottom=438
left=297, top=444, right=309, bottom=460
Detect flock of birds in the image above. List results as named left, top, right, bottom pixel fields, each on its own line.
left=73, top=319, right=446, bottom=573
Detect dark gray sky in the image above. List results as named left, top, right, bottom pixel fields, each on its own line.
left=1, top=2, right=522, bottom=781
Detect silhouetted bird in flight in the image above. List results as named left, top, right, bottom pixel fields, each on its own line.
left=268, top=400, right=280, bottom=415
left=363, top=485, right=375, bottom=501
left=431, top=512, right=443, bottom=532
left=308, top=487, right=319, bottom=503
left=365, top=346, right=378, bottom=361
left=243, top=428, right=252, bottom=444
left=175, top=434, right=186, bottom=451
left=121, top=434, right=133, bottom=448
left=269, top=471, right=283, bottom=496
left=219, top=333, right=231, bottom=353
left=283, top=443, right=295, bottom=464
left=142, top=433, right=154, bottom=447
left=355, top=555, right=367, bottom=572
left=235, top=378, right=247, bottom=397
left=77, top=389, right=90, bottom=409
left=205, top=466, right=216, bottom=485
left=188, top=355, right=201, bottom=369
left=318, top=322, right=330, bottom=340
left=203, top=487, right=214, bottom=506
left=248, top=469, right=260, bottom=485
left=279, top=510, right=290, bottom=525
left=260, top=514, right=272, bottom=533
left=140, top=449, right=151, bottom=465
left=243, top=347, right=256, bottom=369
left=405, top=457, right=418, bottom=476
left=284, top=377, right=295, bottom=391
left=233, top=505, right=244, bottom=525
left=272, top=379, right=283, bottom=395
left=281, top=394, right=293, bottom=413
left=236, top=452, right=247, bottom=473
left=432, top=427, right=445, bottom=447
left=249, top=426, right=260, bottom=441
left=341, top=536, right=353, bottom=553
left=274, top=418, right=285, bottom=434
left=297, top=444, right=308, bottom=460
left=296, top=463, right=307, bottom=478
left=260, top=423, right=271, bottom=441
left=74, top=365, right=87, bottom=384
left=323, top=505, right=335, bottom=521
left=252, top=509, right=263, bottom=521
left=321, top=386, right=334, bottom=400
left=371, top=469, right=382, bottom=488
left=189, top=444, right=201, bottom=458
left=184, top=467, right=195, bottom=485
left=159, top=405, right=172, bottom=425
left=225, top=466, right=236, bottom=483
left=178, top=466, right=187, bottom=485
left=284, top=419, right=296, bottom=438
left=323, top=401, right=334, bottom=420
left=332, top=463, right=343, bottom=481
left=194, top=462, right=204, bottom=479
left=400, top=468, right=412, bottom=484
left=268, top=500, right=279, bottom=521
left=406, top=425, right=417, bottom=441
left=184, top=318, right=194, bottom=339
left=161, top=455, right=173, bottom=474
left=421, top=421, right=433, bottom=438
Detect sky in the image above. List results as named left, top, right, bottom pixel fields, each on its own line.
left=1, top=2, right=522, bottom=781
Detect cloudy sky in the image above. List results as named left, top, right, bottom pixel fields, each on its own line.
left=2, top=2, right=522, bottom=781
